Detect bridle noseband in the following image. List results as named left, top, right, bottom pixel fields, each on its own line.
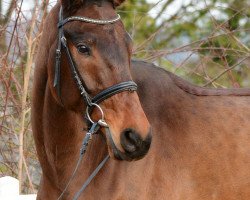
left=55, top=7, right=137, bottom=200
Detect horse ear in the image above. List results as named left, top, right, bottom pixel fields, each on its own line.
left=61, top=0, right=83, bottom=14
left=112, top=0, right=126, bottom=7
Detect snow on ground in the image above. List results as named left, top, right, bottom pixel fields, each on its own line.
left=0, top=176, right=36, bottom=200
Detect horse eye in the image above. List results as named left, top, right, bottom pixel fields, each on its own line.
left=77, top=44, right=90, bottom=55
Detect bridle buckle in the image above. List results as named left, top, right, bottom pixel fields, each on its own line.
left=56, top=49, right=61, bottom=60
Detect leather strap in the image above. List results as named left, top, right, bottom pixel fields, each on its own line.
left=92, top=81, right=137, bottom=104
left=72, top=155, right=110, bottom=200
left=61, top=36, right=93, bottom=106
left=54, top=7, right=63, bottom=99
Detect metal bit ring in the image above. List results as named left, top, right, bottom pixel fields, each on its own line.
left=86, top=103, right=105, bottom=124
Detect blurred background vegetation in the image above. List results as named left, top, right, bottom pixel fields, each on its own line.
left=120, top=0, right=250, bottom=87
left=0, top=0, right=249, bottom=194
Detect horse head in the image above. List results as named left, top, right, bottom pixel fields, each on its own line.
left=47, top=0, right=152, bottom=161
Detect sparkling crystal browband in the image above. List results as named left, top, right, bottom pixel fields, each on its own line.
left=58, top=14, right=121, bottom=28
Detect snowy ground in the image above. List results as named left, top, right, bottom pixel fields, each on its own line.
left=0, top=177, right=36, bottom=200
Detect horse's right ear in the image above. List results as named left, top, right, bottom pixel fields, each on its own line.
left=61, top=0, right=83, bottom=14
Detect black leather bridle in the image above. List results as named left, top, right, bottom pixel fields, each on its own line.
left=54, top=7, right=137, bottom=200
left=54, top=8, right=137, bottom=108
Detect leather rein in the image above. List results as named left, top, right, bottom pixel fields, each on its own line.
left=54, top=7, right=137, bottom=200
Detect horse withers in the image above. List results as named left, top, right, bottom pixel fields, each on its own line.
left=32, top=0, right=250, bottom=199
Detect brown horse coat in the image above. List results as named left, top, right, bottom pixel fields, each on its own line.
left=32, top=1, right=250, bottom=200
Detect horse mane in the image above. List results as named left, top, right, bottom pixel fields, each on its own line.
left=166, top=69, right=250, bottom=96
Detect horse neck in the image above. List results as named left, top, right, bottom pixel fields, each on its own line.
left=43, top=86, right=108, bottom=188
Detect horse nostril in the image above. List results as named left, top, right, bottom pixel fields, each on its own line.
left=125, top=130, right=139, bottom=144
left=121, top=129, right=139, bottom=153
left=118, top=128, right=152, bottom=160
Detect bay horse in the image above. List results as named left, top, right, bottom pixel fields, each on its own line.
left=32, top=0, right=250, bottom=199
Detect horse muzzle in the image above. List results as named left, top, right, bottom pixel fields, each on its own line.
left=105, top=127, right=152, bottom=161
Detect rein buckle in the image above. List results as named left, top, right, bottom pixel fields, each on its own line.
left=56, top=49, right=61, bottom=60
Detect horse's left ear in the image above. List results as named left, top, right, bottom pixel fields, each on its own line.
left=112, top=0, right=126, bottom=7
